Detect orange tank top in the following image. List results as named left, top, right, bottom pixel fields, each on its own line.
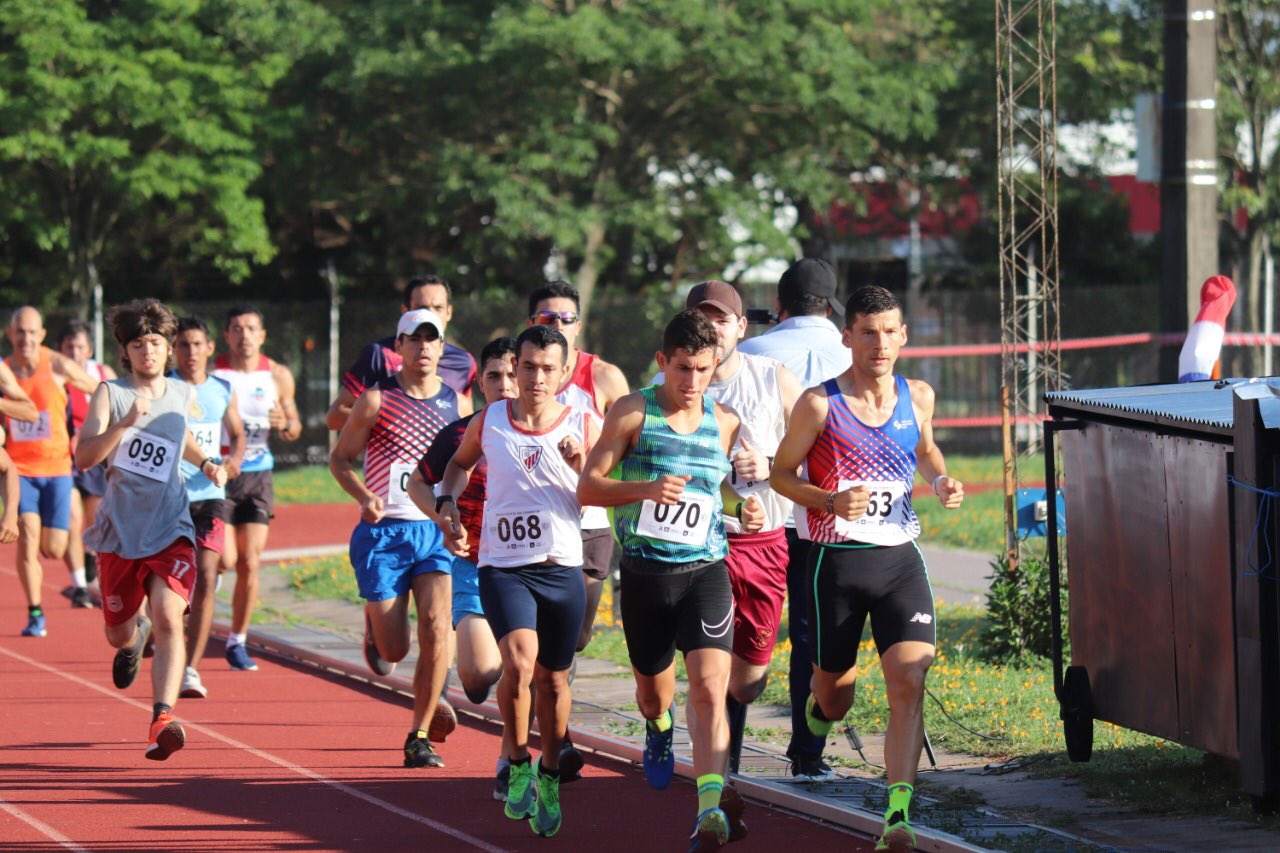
left=6, top=347, right=71, bottom=477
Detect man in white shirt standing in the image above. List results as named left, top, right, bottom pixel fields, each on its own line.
left=737, top=258, right=851, bottom=781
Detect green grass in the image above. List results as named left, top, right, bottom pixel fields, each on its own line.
left=274, top=465, right=351, bottom=504
left=283, top=553, right=363, bottom=604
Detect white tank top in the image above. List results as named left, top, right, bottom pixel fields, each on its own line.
left=213, top=354, right=278, bottom=472
left=704, top=352, right=794, bottom=534
left=479, top=400, right=587, bottom=569
left=555, top=354, right=609, bottom=531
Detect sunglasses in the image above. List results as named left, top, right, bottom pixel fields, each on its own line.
left=530, top=310, right=580, bottom=325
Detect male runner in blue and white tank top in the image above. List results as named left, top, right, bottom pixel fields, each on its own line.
left=772, top=285, right=964, bottom=853
left=171, top=316, right=246, bottom=700
left=77, top=298, right=228, bottom=760
left=330, top=309, right=470, bottom=769
left=213, top=305, right=301, bottom=672
left=437, top=324, right=594, bottom=839
left=579, top=311, right=764, bottom=851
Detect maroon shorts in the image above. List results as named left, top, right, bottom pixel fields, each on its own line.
left=190, top=499, right=226, bottom=555
left=725, top=527, right=790, bottom=665
left=99, top=538, right=197, bottom=627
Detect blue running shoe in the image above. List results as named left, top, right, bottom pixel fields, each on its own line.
left=688, top=807, right=730, bottom=851
left=642, top=703, right=676, bottom=790
left=529, top=765, right=562, bottom=837
left=21, top=612, right=46, bottom=637
left=225, top=642, right=258, bottom=671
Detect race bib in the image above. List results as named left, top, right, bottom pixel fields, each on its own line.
left=243, top=416, right=270, bottom=460
left=636, top=493, right=714, bottom=544
left=112, top=428, right=178, bottom=482
left=10, top=412, right=51, bottom=443
left=387, top=461, right=415, bottom=507
left=487, top=509, right=550, bottom=556
left=833, top=480, right=908, bottom=535
left=190, top=422, right=219, bottom=458
left=727, top=463, right=770, bottom=498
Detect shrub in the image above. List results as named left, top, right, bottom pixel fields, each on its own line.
left=980, top=546, right=1069, bottom=663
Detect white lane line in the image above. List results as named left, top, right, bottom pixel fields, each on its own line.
left=0, top=644, right=504, bottom=853
left=0, top=797, right=91, bottom=852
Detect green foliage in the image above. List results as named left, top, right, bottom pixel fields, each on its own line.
left=981, top=547, right=1067, bottom=663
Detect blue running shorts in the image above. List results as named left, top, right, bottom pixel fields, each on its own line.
left=451, top=555, right=485, bottom=628
left=349, top=517, right=452, bottom=603
left=18, top=475, right=73, bottom=531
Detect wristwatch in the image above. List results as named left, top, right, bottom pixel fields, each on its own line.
left=435, top=494, right=455, bottom=513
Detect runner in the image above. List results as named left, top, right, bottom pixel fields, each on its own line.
left=5, top=307, right=98, bottom=637
left=75, top=298, right=228, bottom=760
left=410, top=336, right=587, bottom=799
left=771, top=285, right=965, bottom=852
left=527, top=280, right=629, bottom=653
left=212, top=305, right=301, bottom=672
left=59, top=319, right=118, bottom=609
left=327, top=274, right=478, bottom=430
left=738, top=257, right=850, bottom=781
left=0, top=443, right=20, bottom=547
left=172, top=316, right=246, bottom=699
left=436, top=324, right=593, bottom=838
left=578, top=309, right=764, bottom=851
left=657, top=282, right=803, bottom=777
left=329, top=309, right=467, bottom=768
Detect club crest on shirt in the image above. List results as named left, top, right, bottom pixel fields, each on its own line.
left=520, top=445, right=542, bottom=473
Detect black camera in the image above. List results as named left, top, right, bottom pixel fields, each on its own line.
left=745, top=308, right=775, bottom=325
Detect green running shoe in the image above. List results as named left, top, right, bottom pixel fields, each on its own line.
left=688, top=807, right=730, bottom=851
left=805, top=695, right=833, bottom=739
left=529, top=766, right=562, bottom=837
left=504, top=760, right=537, bottom=820
left=875, top=811, right=916, bottom=852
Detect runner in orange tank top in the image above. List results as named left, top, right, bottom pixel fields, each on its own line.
left=5, top=307, right=99, bottom=637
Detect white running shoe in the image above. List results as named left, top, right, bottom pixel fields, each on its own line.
left=179, top=666, right=208, bottom=699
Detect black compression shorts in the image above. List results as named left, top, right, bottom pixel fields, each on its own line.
left=807, top=540, right=935, bottom=673
left=619, top=556, right=734, bottom=676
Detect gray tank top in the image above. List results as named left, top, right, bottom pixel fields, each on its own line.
left=85, top=378, right=196, bottom=559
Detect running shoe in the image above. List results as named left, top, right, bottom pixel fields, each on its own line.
left=21, top=612, right=47, bottom=637
left=362, top=612, right=394, bottom=676
left=145, top=712, right=186, bottom=761
left=112, top=616, right=150, bottom=689
left=559, top=734, right=584, bottom=783
left=403, top=731, right=445, bottom=768
left=720, top=786, right=749, bottom=843
left=225, top=642, right=258, bottom=671
left=70, top=586, right=93, bottom=608
left=529, top=766, right=562, bottom=837
left=805, top=695, right=834, bottom=739
left=504, top=760, right=537, bottom=820
left=789, top=753, right=837, bottom=783
left=493, top=763, right=510, bottom=801
left=688, top=807, right=730, bottom=852
left=642, top=703, right=676, bottom=790
left=428, top=697, right=457, bottom=743
left=179, top=666, right=208, bottom=699
left=875, top=811, right=916, bottom=852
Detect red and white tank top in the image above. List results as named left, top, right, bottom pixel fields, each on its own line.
left=479, top=400, right=586, bottom=569
left=555, top=350, right=607, bottom=530
left=67, top=359, right=108, bottom=435
left=366, top=377, right=459, bottom=521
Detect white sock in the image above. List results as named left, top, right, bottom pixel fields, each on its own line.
left=71, top=568, right=87, bottom=588
left=228, top=632, right=247, bottom=648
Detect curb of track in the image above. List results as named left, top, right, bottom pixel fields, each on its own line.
left=211, top=620, right=988, bottom=853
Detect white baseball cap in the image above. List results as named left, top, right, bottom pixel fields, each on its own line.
left=396, top=309, right=445, bottom=340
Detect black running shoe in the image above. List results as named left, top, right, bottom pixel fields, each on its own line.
left=559, top=735, right=584, bottom=783
left=789, top=754, right=837, bottom=783
left=70, top=587, right=93, bottom=609
left=403, top=732, right=445, bottom=768
left=112, top=616, right=151, bottom=690
left=493, top=763, right=510, bottom=801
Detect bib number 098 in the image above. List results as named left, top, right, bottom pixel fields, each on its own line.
left=127, top=436, right=168, bottom=468
left=496, top=513, right=542, bottom=543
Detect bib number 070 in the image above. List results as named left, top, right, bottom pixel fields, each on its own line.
left=651, top=499, right=701, bottom=530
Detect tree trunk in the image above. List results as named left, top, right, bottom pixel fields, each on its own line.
left=573, top=215, right=607, bottom=337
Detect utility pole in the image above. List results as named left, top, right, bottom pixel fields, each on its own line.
left=1160, top=0, right=1219, bottom=381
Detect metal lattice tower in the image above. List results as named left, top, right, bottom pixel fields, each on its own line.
left=996, top=0, right=1062, bottom=561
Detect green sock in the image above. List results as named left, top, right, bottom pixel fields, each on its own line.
left=886, top=782, right=914, bottom=822
left=805, top=695, right=833, bottom=737
left=647, top=709, right=672, bottom=733
left=697, top=773, right=724, bottom=813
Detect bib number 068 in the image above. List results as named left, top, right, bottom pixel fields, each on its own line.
left=497, top=513, right=542, bottom=543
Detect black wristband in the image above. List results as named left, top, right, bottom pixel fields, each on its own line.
left=200, top=457, right=216, bottom=470
left=435, top=494, right=455, bottom=513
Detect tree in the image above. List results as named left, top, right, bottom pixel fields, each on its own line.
left=0, top=0, right=296, bottom=309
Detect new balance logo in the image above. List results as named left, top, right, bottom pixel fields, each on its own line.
left=909, top=612, right=933, bottom=624
left=434, top=399, right=452, bottom=409
left=893, top=419, right=914, bottom=430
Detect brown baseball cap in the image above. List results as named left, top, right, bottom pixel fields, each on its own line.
left=686, top=280, right=743, bottom=317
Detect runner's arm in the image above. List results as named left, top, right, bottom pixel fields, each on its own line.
left=456, top=386, right=474, bottom=417
left=770, top=387, right=833, bottom=511
left=325, top=387, right=357, bottom=432
left=439, top=411, right=485, bottom=501
left=577, top=393, right=671, bottom=507
left=52, top=350, right=99, bottom=394
left=222, top=390, right=247, bottom=478
left=329, top=389, right=381, bottom=505
left=75, top=384, right=128, bottom=469
left=0, top=447, right=18, bottom=543
left=0, top=362, right=38, bottom=423
left=910, top=379, right=964, bottom=508
left=594, top=359, right=630, bottom=413
left=271, top=361, right=302, bottom=441
left=182, top=428, right=227, bottom=486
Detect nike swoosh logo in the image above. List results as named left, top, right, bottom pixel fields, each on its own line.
left=701, top=605, right=733, bottom=638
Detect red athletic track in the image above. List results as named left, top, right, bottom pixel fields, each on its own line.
left=0, top=559, right=870, bottom=852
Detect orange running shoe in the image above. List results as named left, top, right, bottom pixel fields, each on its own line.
left=145, top=712, right=185, bottom=761
left=428, top=697, right=457, bottom=743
